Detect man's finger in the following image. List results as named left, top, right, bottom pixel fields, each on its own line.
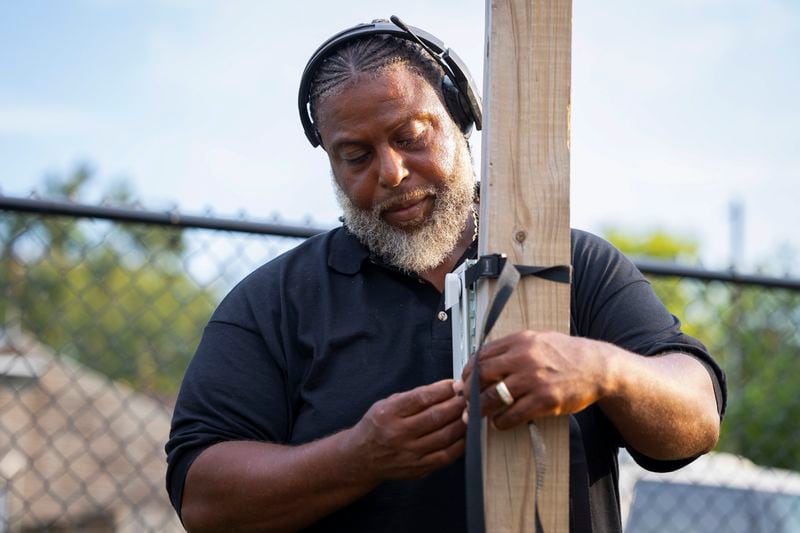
left=417, top=433, right=466, bottom=471
left=408, top=416, right=466, bottom=456
left=491, top=394, right=544, bottom=430
left=402, top=392, right=466, bottom=437
left=478, top=373, right=528, bottom=418
left=391, top=379, right=457, bottom=417
left=476, top=354, right=516, bottom=386
left=477, top=334, right=519, bottom=359
left=463, top=353, right=519, bottom=401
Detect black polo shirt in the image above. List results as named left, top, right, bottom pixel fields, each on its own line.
left=166, top=227, right=726, bottom=532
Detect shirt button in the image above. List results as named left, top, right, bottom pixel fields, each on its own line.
left=437, top=311, right=448, bottom=322
left=417, top=278, right=426, bottom=284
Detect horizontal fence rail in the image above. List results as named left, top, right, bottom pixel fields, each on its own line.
left=2, top=194, right=799, bottom=532
left=634, top=259, right=800, bottom=291
left=0, top=195, right=327, bottom=238
left=3, top=195, right=797, bottom=290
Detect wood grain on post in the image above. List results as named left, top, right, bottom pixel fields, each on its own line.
left=477, top=0, right=572, bottom=531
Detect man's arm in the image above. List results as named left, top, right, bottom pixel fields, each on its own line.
left=180, top=379, right=466, bottom=533
left=462, top=331, right=720, bottom=461
left=598, top=346, right=720, bottom=460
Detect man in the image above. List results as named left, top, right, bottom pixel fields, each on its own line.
left=166, top=19, right=725, bottom=532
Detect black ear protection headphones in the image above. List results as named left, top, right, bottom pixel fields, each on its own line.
left=298, top=15, right=483, bottom=148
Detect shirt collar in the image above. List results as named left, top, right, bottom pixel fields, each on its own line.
left=327, top=226, right=370, bottom=275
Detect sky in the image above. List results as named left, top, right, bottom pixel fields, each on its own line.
left=0, top=0, right=798, bottom=275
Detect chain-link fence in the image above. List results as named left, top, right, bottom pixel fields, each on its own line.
left=1, top=196, right=798, bottom=532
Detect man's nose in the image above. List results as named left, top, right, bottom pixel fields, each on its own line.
left=377, top=147, right=408, bottom=188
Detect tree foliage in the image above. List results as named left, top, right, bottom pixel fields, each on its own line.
left=605, top=228, right=710, bottom=341
left=606, top=228, right=800, bottom=471
left=1, top=165, right=216, bottom=396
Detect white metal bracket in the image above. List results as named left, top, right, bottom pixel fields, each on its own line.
left=444, top=259, right=478, bottom=378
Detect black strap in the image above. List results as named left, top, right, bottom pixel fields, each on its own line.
left=568, top=416, right=593, bottom=533
left=465, top=256, right=571, bottom=533
left=478, top=259, right=521, bottom=346
left=464, top=253, right=571, bottom=289
left=466, top=259, right=520, bottom=533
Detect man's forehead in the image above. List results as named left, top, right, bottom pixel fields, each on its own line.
left=319, top=63, right=434, bottom=106
left=315, top=66, right=443, bottom=137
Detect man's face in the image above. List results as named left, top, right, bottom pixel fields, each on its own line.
left=315, top=64, right=475, bottom=273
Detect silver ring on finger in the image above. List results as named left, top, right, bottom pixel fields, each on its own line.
left=495, top=380, right=515, bottom=406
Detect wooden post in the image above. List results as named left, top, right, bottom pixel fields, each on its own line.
left=478, top=0, right=572, bottom=531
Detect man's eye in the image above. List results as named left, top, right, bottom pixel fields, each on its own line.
left=397, top=126, right=429, bottom=149
left=343, top=153, right=369, bottom=165
left=397, top=134, right=424, bottom=148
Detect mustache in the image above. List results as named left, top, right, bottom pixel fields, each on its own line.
left=374, top=187, right=437, bottom=214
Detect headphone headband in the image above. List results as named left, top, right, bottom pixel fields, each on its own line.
left=298, top=17, right=483, bottom=147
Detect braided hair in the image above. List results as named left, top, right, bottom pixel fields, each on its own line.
left=308, top=30, right=447, bottom=126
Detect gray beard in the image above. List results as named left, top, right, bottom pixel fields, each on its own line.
left=333, top=173, right=475, bottom=274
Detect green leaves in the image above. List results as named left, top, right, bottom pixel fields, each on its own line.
left=607, top=227, right=800, bottom=471
left=1, top=166, right=215, bottom=395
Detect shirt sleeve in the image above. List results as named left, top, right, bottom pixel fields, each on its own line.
left=164, top=275, right=291, bottom=517
left=570, top=229, right=727, bottom=471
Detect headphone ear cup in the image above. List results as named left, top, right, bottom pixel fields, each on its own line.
left=441, top=77, right=474, bottom=136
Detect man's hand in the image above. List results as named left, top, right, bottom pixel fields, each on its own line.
left=182, top=380, right=466, bottom=532
left=346, top=379, right=467, bottom=482
left=460, top=329, right=720, bottom=460
left=461, top=331, right=612, bottom=429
